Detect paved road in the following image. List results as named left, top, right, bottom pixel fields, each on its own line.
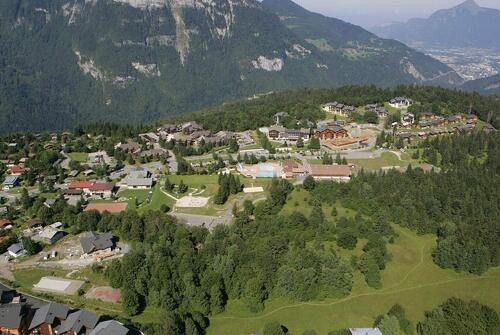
left=60, top=151, right=71, bottom=170
left=167, top=150, right=178, bottom=173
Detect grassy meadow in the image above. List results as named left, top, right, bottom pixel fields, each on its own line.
left=208, top=194, right=500, bottom=334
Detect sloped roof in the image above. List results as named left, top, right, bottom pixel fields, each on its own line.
left=3, top=175, right=19, bottom=185
left=55, top=310, right=100, bottom=334
left=84, top=203, right=128, bottom=214
left=68, top=181, right=94, bottom=189
left=317, top=125, right=346, bottom=133
left=29, top=302, right=70, bottom=330
left=80, top=232, right=115, bottom=254
left=88, top=182, right=114, bottom=191
left=8, top=243, right=24, bottom=255
left=310, top=164, right=352, bottom=177
left=89, top=320, right=129, bottom=335
left=0, top=303, right=25, bottom=328
left=124, top=177, right=153, bottom=187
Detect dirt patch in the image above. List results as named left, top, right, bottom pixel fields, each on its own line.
left=86, top=286, right=121, bottom=304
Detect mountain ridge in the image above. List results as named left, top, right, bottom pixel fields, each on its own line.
left=372, top=0, right=500, bottom=49
left=0, top=0, right=460, bottom=134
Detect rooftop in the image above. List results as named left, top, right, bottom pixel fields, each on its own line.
left=84, top=202, right=128, bottom=214
left=29, top=302, right=70, bottom=330
left=310, top=164, right=353, bottom=177
left=80, top=231, right=115, bottom=254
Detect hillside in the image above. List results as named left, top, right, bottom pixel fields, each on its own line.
left=0, top=0, right=459, bottom=134
left=462, top=74, right=500, bottom=95
left=372, top=0, right=500, bottom=49
left=262, top=0, right=461, bottom=86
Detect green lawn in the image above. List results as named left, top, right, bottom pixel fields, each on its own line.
left=13, top=268, right=70, bottom=289
left=208, top=225, right=500, bottom=335
left=67, top=152, right=88, bottom=162
left=281, top=188, right=356, bottom=219
left=118, top=184, right=176, bottom=212
left=350, top=152, right=408, bottom=170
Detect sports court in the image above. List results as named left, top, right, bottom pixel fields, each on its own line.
left=176, top=196, right=209, bottom=207
left=33, top=276, right=84, bottom=295
left=238, top=163, right=283, bottom=179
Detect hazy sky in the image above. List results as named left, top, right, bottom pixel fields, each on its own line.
left=292, top=0, right=500, bottom=27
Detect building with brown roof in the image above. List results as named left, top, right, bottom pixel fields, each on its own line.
left=315, top=126, right=349, bottom=140
left=0, top=219, right=13, bottom=230
left=84, top=203, right=128, bottom=214
left=68, top=182, right=115, bottom=199
left=309, top=164, right=353, bottom=181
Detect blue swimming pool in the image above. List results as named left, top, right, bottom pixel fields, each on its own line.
left=259, top=164, right=275, bottom=171
left=256, top=171, right=277, bottom=178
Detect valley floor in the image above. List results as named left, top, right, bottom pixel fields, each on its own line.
left=207, top=225, right=500, bottom=334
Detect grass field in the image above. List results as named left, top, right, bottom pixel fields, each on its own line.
left=118, top=184, right=176, bottom=212
left=281, top=188, right=356, bottom=219
left=350, top=152, right=408, bottom=170
left=208, top=224, right=500, bottom=335
left=67, top=152, right=88, bottom=162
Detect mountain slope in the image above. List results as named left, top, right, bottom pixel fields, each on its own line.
left=262, top=0, right=461, bottom=86
left=372, top=0, right=500, bottom=49
left=461, top=74, right=500, bottom=95
left=0, top=0, right=459, bottom=134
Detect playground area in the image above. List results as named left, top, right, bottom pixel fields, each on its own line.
left=237, top=163, right=283, bottom=179
left=33, top=276, right=84, bottom=295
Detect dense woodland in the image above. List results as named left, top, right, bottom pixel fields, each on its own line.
left=307, top=132, right=499, bottom=274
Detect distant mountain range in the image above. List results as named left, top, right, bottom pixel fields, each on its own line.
left=0, top=0, right=461, bottom=134
left=372, top=0, right=500, bottom=49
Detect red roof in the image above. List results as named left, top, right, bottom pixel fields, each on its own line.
left=69, top=181, right=94, bottom=189
left=9, top=165, right=27, bottom=174
left=0, top=219, right=12, bottom=228
left=84, top=202, right=128, bottom=214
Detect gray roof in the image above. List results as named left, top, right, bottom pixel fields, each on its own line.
left=3, top=175, right=19, bottom=186
left=80, top=232, right=114, bottom=254
left=129, top=169, right=149, bottom=179
left=8, top=243, right=24, bottom=255
left=29, top=302, right=70, bottom=330
left=0, top=303, right=25, bottom=329
left=55, top=310, right=100, bottom=334
left=124, top=177, right=153, bottom=187
left=89, top=320, right=129, bottom=335
left=350, top=328, right=383, bottom=335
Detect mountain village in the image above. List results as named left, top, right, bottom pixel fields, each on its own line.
left=0, top=94, right=496, bottom=335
